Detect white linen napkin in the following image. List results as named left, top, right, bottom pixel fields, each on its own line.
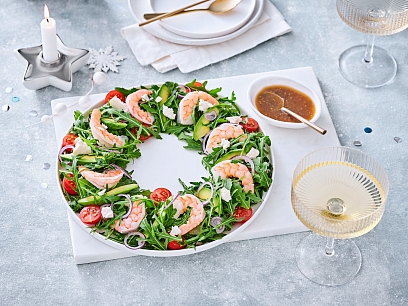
left=121, top=1, right=291, bottom=73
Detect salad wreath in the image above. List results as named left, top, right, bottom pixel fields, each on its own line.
left=59, top=80, right=273, bottom=251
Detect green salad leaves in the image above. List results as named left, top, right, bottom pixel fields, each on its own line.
left=58, top=80, right=273, bottom=251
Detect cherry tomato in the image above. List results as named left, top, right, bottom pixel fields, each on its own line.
left=79, top=205, right=102, bottom=226
left=168, top=239, right=185, bottom=250
left=233, top=207, right=253, bottom=223
left=193, top=82, right=203, bottom=87
left=240, top=117, right=259, bottom=133
left=62, top=133, right=78, bottom=153
left=131, top=123, right=152, bottom=142
left=150, top=188, right=172, bottom=203
left=104, top=90, right=125, bottom=104
left=62, top=173, right=78, bottom=195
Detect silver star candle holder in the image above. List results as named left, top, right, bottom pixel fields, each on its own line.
left=14, top=35, right=90, bottom=92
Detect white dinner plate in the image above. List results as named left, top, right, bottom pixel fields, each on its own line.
left=128, top=0, right=264, bottom=46
left=56, top=87, right=275, bottom=257
left=149, top=0, right=256, bottom=39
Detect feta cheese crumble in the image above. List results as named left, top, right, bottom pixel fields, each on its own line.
left=163, top=105, right=176, bottom=120
left=155, top=96, right=162, bottom=103
left=72, top=138, right=92, bottom=156
left=109, top=96, right=128, bottom=112
left=170, top=226, right=181, bottom=237
left=198, top=99, right=213, bottom=112
left=220, top=138, right=230, bottom=150
left=226, top=116, right=242, bottom=124
left=101, top=206, right=114, bottom=219
left=246, top=147, right=260, bottom=159
left=220, top=187, right=231, bottom=202
left=141, top=94, right=150, bottom=102
left=98, top=189, right=106, bottom=196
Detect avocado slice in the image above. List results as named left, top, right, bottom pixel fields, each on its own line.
left=193, top=106, right=220, bottom=140
left=60, top=154, right=103, bottom=164
left=197, top=187, right=212, bottom=200
left=101, top=118, right=128, bottom=129
left=158, top=84, right=171, bottom=105
left=215, top=149, right=249, bottom=164
left=158, top=84, right=171, bottom=124
left=78, top=183, right=139, bottom=205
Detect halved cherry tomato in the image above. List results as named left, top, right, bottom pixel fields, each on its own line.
left=193, top=82, right=203, bottom=87
left=168, top=239, right=185, bottom=250
left=63, top=173, right=78, bottom=195
left=150, top=188, right=172, bottom=203
left=233, top=207, right=253, bottom=223
left=240, top=117, right=259, bottom=133
left=62, top=133, right=78, bottom=153
left=131, top=122, right=152, bottom=142
left=104, top=90, right=125, bottom=104
left=79, top=205, right=102, bottom=226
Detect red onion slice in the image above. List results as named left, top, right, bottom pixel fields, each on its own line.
left=59, top=145, right=75, bottom=163
left=164, top=192, right=180, bottom=210
left=196, top=182, right=214, bottom=206
left=118, top=194, right=133, bottom=219
left=204, top=110, right=217, bottom=121
left=111, top=163, right=132, bottom=179
left=202, top=131, right=211, bottom=155
left=231, top=155, right=255, bottom=176
left=177, top=85, right=191, bottom=93
left=124, top=231, right=145, bottom=250
left=210, top=216, right=225, bottom=234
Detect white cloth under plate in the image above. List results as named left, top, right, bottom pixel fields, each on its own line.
left=121, top=0, right=291, bottom=73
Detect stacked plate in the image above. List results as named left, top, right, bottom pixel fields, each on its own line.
left=128, top=0, right=265, bottom=46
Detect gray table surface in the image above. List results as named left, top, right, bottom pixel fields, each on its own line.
left=1, top=0, right=407, bottom=305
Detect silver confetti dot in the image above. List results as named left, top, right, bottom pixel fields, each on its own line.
left=43, top=163, right=51, bottom=170
left=2, top=104, right=10, bottom=112
left=25, top=155, right=33, bottom=162
left=40, top=183, right=48, bottom=189
left=29, top=110, right=38, bottom=117
left=5, top=87, right=13, bottom=94
left=394, top=137, right=402, bottom=143
left=353, top=140, right=362, bottom=147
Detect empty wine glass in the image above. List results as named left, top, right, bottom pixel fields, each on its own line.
left=336, top=0, right=408, bottom=88
left=292, top=146, right=389, bottom=286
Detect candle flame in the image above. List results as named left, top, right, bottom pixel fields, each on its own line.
left=44, top=4, right=50, bottom=21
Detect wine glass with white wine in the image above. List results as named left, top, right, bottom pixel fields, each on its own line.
left=337, top=0, right=408, bottom=88
left=292, top=146, right=389, bottom=286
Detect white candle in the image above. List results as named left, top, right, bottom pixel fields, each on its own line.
left=40, top=4, right=59, bottom=62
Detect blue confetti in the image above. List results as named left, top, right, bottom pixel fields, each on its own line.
left=364, top=127, right=372, bottom=133
left=11, top=96, right=20, bottom=102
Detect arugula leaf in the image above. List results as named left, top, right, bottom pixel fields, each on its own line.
left=178, top=133, right=202, bottom=151
left=231, top=182, right=251, bottom=209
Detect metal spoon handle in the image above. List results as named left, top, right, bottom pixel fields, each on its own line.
left=144, top=10, right=204, bottom=20
left=139, top=0, right=209, bottom=26
left=281, top=107, right=327, bottom=135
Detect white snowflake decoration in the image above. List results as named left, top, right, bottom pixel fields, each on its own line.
left=87, top=46, right=125, bottom=73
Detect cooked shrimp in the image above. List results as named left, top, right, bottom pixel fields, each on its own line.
left=172, top=194, right=205, bottom=235
left=126, top=89, right=155, bottom=125
left=177, top=91, right=219, bottom=125
left=114, top=201, right=146, bottom=234
left=90, top=109, right=125, bottom=148
left=78, top=166, right=123, bottom=190
left=211, top=160, right=254, bottom=193
left=206, top=123, right=245, bottom=153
